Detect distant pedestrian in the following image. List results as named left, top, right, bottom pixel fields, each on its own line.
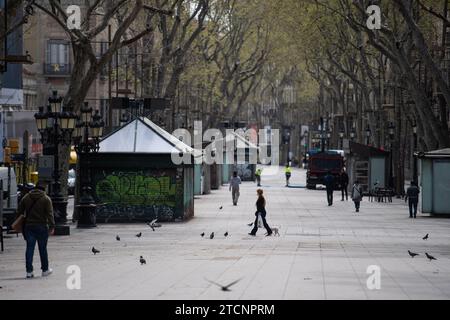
left=16, top=183, right=55, bottom=279
left=249, top=189, right=272, bottom=236
left=405, top=181, right=420, bottom=219
left=229, top=171, right=241, bottom=206
left=255, top=168, right=262, bottom=187
left=323, top=171, right=335, bottom=206
left=340, top=168, right=349, bottom=201
left=285, top=164, right=292, bottom=187
left=351, top=180, right=363, bottom=212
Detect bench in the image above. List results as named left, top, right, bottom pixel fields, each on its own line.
left=369, top=187, right=395, bottom=203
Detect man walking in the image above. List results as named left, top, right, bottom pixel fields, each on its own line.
left=17, top=183, right=55, bottom=279
left=285, top=164, right=292, bottom=187
left=405, top=181, right=420, bottom=218
left=340, top=168, right=349, bottom=201
left=229, top=171, right=242, bottom=206
left=323, top=171, right=335, bottom=206
left=255, top=168, right=262, bottom=187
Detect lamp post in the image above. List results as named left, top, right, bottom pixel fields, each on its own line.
left=34, top=91, right=77, bottom=235
left=350, top=127, right=356, bottom=142
left=365, top=125, right=371, bottom=145
left=339, top=128, right=345, bottom=149
left=412, top=119, right=418, bottom=185
left=388, top=121, right=395, bottom=189
left=73, top=102, right=105, bottom=228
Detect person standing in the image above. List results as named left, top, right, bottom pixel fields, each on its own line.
left=255, top=168, right=262, bottom=187
left=249, top=189, right=272, bottom=236
left=285, top=164, right=292, bottom=187
left=405, top=181, right=420, bottom=218
left=323, top=171, right=335, bottom=206
left=16, top=183, right=55, bottom=279
left=229, top=171, right=242, bottom=206
left=340, top=169, right=349, bottom=201
left=351, top=180, right=363, bottom=212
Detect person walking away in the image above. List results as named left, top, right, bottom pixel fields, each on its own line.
left=255, top=168, right=262, bottom=187
left=249, top=189, right=272, bottom=236
left=285, top=164, right=292, bottom=187
left=323, top=171, right=335, bottom=206
left=405, top=181, right=420, bottom=218
left=229, top=171, right=242, bottom=206
left=351, top=180, right=363, bottom=212
left=340, top=169, right=349, bottom=201
left=16, top=183, right=55, bottom=279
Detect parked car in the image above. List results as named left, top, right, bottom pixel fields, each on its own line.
left=68, top=169, right=76, bottom=195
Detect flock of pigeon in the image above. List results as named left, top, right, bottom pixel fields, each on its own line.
left=200, top=206, right=230, bottom=239
left=90, top=219, right=159, bottom=265
left=408, top=234, right=437, bottom=261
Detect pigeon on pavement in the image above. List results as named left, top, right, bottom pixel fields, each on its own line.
left=408, top=250, right=419, bottom=258
left=201, top=232, right=205, bottom=237
left=219, top=206, right=223, bottom=210
left=206, top=278, right=242, bottom=292
left=116, top=235, right=120, bottom=241
left=140, top=256, right=146, bottom=265
left=224, top=232, right=229, bottom=237
left=423, top=234, right=429, bottom=240
left=136, top=232, right=142, bottom=238
left=247, top=222, right=254, bottom=227
left=92, top=247, right=100, bottom=255
left=425, top=253, right=437, bottom=261
left=210, top=232, right=214, bottom=239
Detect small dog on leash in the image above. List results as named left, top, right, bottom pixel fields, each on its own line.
left=266, top=226, right=280, bottom=236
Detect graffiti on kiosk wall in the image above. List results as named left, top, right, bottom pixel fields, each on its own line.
left=93, top=170, right=183, bottom=221
left=235, top=164, right=253, bottom=180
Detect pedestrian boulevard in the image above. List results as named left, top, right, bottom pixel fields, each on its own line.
left=1, top=167, right=450, bottom=300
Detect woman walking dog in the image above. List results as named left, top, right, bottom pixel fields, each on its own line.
left=249, top=189, right=272, bottom=236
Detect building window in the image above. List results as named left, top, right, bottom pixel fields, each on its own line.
left=45, top=40, right=71, bottom=75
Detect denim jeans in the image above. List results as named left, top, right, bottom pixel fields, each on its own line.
left=24, top=225, right=49, bottom=273
left=408, top=200, right=418, bottom=218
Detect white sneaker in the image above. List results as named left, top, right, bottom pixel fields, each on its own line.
left=42, top=268, right=53, bottom=277
left=26, top=272, right=34, bottom=279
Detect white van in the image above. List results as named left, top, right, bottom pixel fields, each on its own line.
left=0, top=167, right=18, bottom=209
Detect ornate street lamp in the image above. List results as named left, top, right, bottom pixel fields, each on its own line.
left=339, top=127, right=345, bottom=149
left=350, top=127, right=356, bottom=142
left=34, top=91, right=77, bottom=235
left=365, top=125, right=371, bottom=145
left=73, top=103, right=105, bottom=228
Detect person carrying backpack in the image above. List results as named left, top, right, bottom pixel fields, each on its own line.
left=16, top=183, right=55, bottom=279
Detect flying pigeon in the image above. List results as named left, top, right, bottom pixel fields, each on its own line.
left=425, top=253, right=437, bottom=261
left=210, top=232, right=214, bottom=239
left=423, top=234, right=429, bottom=240
left=408, top=250, right=419, bottom=258
left=201, top=232, right=205, bottom=237
left=206, top=278, right=242, bottom=292
left=116, top=235, right=120, bottom=241
left=139, top=256, right=147, bottom=265
left=92, top=247, right=100, bottom=255
left=224, top=232, right=229, bottom=237
left=136, top=232, right=142, bottom=238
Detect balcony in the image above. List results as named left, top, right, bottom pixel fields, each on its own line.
left=43, top=63, right=71, bottom=77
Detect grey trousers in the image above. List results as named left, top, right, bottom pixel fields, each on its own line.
left=232, top=188, right=240, bottom=204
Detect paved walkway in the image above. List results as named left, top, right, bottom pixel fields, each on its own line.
left=1, top=166, right=450, bottom=300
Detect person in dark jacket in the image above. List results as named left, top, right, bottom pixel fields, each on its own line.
left=249, top=189, right=272, bottom=236
left=16, top=183, right=55, bottom=279
left=405, top=181, right=420, bottom=218
left=323, top=171, right=335, bottom=206
left=340, top=169, right=349, bottom=201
